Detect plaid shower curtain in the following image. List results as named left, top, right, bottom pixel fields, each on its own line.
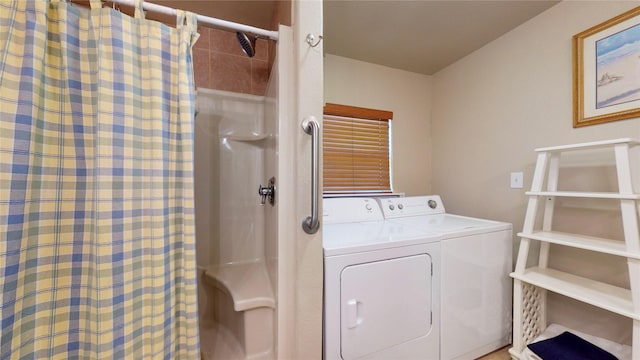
left=0, top=0, right=200, bottom=358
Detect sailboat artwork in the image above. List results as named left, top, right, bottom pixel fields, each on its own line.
left=597, top=72, right=623, bottom=87
left=595, top=22, right=640, bottom=109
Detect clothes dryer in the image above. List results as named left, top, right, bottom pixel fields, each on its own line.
left=378, top=196, right=512, bottom=360
left=323, top=198, right=442, bottom=360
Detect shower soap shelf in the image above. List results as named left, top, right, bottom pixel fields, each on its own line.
left=221, top=133, right=270, bottom=142
left=509, top=138, right=640, bottom=360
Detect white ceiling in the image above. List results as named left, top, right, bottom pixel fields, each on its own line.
left=159, top=0, right=560, bottom=75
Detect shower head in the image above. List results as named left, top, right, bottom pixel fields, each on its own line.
left=236, top=32, right=256, bottom=58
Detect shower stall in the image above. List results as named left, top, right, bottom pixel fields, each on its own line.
left=194, top=26, right=292, bottom=360
left=0, top=0, right=323, bottom=357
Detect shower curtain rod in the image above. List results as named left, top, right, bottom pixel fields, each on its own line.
left=95, top=0, right=279, bottom=41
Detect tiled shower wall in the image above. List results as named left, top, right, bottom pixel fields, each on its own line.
left=191, top=0, right=290, bottom=96
left=193, top=28, right=271, bottom=96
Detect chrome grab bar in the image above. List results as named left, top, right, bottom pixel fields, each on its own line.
left=302, top=116, right=320, bottom=234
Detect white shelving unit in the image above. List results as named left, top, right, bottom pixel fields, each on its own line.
left=509, top=138, right=640, bottom=359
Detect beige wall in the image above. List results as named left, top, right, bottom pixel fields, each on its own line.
left=324, top=54, right=433, bottom=195
left=432, top=1, right=640, bottom=344
left=432, top=0, right=640, bottom=219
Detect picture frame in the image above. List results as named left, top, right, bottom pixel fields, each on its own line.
left=573, top=6, right=640, bottom=127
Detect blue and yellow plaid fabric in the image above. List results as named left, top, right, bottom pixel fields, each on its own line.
left=0, top=0, right=200, bottom=358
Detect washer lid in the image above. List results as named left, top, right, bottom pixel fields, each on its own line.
left=323, top=221, right=440, bottom=256
left=388, top=214, right=511, bottom=237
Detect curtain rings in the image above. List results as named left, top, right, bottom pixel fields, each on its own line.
left=133, top=0, right=145, bottom=19
left=176, top=10, right=197, bottom=33
left=176, top=9, right=186, bottom=28
left=88, top=0, right=101, bottom=9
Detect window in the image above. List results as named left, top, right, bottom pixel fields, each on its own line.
left=323, top=103, right=393, bottom=194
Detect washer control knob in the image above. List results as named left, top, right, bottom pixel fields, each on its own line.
left=398, top=204, right=404, bottom=210
left=365, top=203, right=372, bottom=211
left=428, top=200, right=437, bottom=209
left=389, top=204, right=395, bottom=210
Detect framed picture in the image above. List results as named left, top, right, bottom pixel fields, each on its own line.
left=573, top=6, right=640, bottom=127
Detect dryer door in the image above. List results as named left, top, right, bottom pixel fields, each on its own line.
left=340, top=254, right=433, bottom=359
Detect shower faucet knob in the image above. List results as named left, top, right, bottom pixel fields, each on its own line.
left=258, top=177, right=276, bottom=206
left=258, top=185, right=272, bottom=205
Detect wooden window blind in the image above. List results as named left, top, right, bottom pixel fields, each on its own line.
left=323, top=103, right=393, bottom=194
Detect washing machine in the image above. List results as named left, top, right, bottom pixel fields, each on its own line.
left=323, top=197, right=442, bottom=360
left=378, top=196, right=512, bottom=360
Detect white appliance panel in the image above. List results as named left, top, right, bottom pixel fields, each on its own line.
left=340, top=254, right=433, bottom=360
left=377, top=195, right=513, bottom=359
left=378, top=196, right=446, bottom=218
left=324, top=242, right=441, bottom=360
left=323, top=198, right=383, bottom=224
left=440, top=230, right=512, bottom=360
left=323, top=219, right=439, bottom=257
left=388, top=214, right=510, bottom=239
left=323, top=197, right=441, bottom=360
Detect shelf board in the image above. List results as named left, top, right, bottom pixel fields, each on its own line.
left=527, top=191, right=640, bottom=200
left=535, top=138, right=640, bottom=153
left=518, top=231, right=640, bottom=260
left=510, top=267, right=638, bottom=320
left=221, top=134, right=270, bottom=142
